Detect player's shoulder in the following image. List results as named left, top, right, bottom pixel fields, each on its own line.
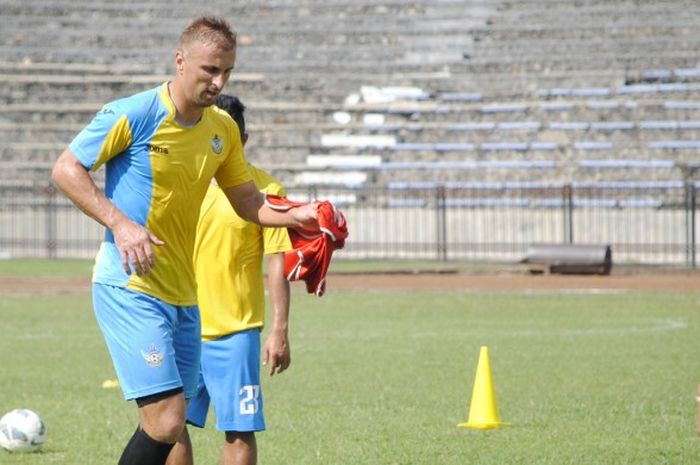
left=207, top=105, right=240, bottom=135
left=209, top=104, right=233, bottom=121
left=101, top=84, right=164, bottom=120
left=250, top=165, right=285, bottom=195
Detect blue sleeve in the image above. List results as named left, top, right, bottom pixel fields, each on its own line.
left=69, top=103, right=133, bottom=171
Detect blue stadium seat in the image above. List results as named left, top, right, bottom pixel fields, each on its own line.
left=549, top=122, right=589, bottom=130
left=439, top=92, right=482, bottom=102
left=649, top=140, right=700, bottom=149
left=537, top=88, right=572, bottom=97
left=390, top=143, right=477, bottom=152
left=618, top=198, right=663, bottom=208
left=434, top=143, right=477, bottom=152
left=387, top=180, right=560, bottom=191
left=579, top=159, right=675, bottom=169
left=664, top=101, right=700, bottom=110
left=480, top=104, right=528, bottom=113
left=585, top=101, right=620, bottom=110
left=572, top=198, right=618, bottom=207
left=535, top=197, right=662, bottom=209
left=498, top=121, right=541, bottom=130
left=539, top=87, right=610, bottom=98
left=363, top=123, right=403, bottom=132
left=617, top=84, right=661, bottom=94
left=619, top=83, right=692, bottom=94
left=481, top=142, right=528, bottom=151
left=306, top=154, right=382, bottom=168
left=530, top=142, right=558, bottom=151
left=658, top=83, right=691, bottom=92
left=390, top=143, right=438, bottom=151
left=387, top=181, right=439, bottom=190
left=639, top=121, right=679, bottom=130
left=387, top=198, right=428, bottom=208
left=572, top=87, right=611, bottom=97
left=642, top=69, right=673, bottom=81
left=378, top=160, right=556, bottom=170
left=446, top=122, right=495, bottom=131
left=574, top=141, right=614, bottom=150
left=572, top=181, right=684, bottom=189
left=674, top=68, right=700, bottom=78
left=445, top=198, right=530, bottom=207
left=590, top=121, right=634, bottom=131
left=639, top=120, right=700, bottom=130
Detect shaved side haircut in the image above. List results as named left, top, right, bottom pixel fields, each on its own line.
left=178, top=16, right=237, bottom=53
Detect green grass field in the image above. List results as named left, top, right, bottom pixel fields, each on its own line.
left=0, top=258, right=486, bottom=278
left=0, top=259, right=94, bottom=278
left=1, top=262, right=699, bottom=464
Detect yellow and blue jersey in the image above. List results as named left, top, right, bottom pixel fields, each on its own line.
left=194, top=167, right=292, bottom=341
left=69, top=82, right=252, bottom=306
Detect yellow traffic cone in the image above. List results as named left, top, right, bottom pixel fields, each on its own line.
left=458, top=346, right=506, bottom=429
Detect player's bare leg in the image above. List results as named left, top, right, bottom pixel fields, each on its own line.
left=222, top=431, right=256, bottom=465
left=118, top=392, right=187, bottom=465
left=138, top=393, right=187, bottom=443
left=166, top=425, right=194, bottom=465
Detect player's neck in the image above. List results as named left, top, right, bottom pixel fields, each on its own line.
left=167, top=81, right=203, bottom=128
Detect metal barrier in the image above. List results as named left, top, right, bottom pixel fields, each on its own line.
left=521, top=243, right=613, bottom=275
left=0, top=181, right=698, bottom=267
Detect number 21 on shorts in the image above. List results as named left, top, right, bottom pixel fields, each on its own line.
left=239, top=385, right=260, bottom=415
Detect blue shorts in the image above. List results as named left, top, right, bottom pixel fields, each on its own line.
left=92, top=283, right=201, bottom=401
left=186, top=329, right=265, bottom=432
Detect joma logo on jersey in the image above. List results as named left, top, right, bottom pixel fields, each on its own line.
left=149, top=144, right=169, bottom=154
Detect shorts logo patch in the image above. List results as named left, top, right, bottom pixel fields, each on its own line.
left=140, top=344, right=164, bottom=367
left=211, top=134, right=223, bottom=155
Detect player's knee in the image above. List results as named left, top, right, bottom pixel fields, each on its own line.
left=225, top=431, right=256, bottom=446
left=142, top=410, right=186, bottom=443
left=156, top=413, right=186, bottom=442
left=137, top=389, right=187, bottom=443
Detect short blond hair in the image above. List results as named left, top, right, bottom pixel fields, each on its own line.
left=178, top=16, right=237, bottom=53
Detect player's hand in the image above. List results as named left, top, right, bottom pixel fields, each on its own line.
left=292, top=202, right=320, bottom=232
left=262, top=329, right=291, bottom=376
left=112, top=218, right=165, bottom=276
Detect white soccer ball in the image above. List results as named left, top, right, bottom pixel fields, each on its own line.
left=0, top=409, right=46, bottom=453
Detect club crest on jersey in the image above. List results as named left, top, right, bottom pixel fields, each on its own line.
left=141, top=344, right=164, bottom=367
left=211, top=134, right=223, bottom=155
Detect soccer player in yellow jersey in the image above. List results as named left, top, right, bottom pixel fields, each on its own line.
left=51, top=17, right=318, bottom=465
left=168, top=95, right=291, bottom=465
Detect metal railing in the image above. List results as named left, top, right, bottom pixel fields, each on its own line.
left=1, top=181, right=698, bottom=267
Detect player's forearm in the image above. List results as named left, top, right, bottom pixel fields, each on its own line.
left=257, top=204, right=305, bottom=229
left=52, top=149, right=128, bottom=230
left=223, top=183, right=317, bottom=229
left=267, top=254, right=291, bottom=333
left=236, top=193, right=301, bottom=228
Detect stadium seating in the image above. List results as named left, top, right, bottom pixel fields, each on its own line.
left=1, top=0, right=700, bottom=188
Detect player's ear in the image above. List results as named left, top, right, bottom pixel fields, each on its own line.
left=242, top=133, right=248, bottom=147
left=174, top=49, right=185, bottom=73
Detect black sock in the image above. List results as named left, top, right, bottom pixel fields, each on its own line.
left=118, top=426, right=175, bottom=465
